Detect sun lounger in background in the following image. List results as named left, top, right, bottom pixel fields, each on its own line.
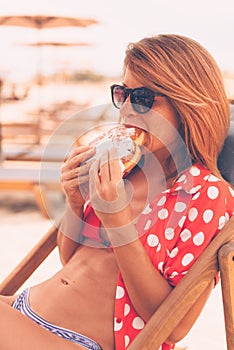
left=0, top=104, right=118, bottom=216
left=0, top=164, right=61, bottom=218
left=1, top=104, right=117, bottom=162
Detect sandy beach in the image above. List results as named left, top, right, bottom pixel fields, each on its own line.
left=0, top=78, right=232, bottom=349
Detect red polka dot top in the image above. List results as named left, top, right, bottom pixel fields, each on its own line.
left=84, top=163, right=234, bottom=350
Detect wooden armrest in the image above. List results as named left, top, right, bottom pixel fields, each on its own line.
left=0, top=225, right=58, bottom=295
left=218, top=241, right=234, bottom=350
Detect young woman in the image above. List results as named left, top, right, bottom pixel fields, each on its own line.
left=0, top=34, right=233, bottom=350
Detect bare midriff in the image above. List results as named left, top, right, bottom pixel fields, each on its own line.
left=29, top=242, right=119, bottom=350
left=28, top=166, right=164, bottom=350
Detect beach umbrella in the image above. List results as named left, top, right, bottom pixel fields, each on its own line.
left=0, top=14, right=98, bottom=157
left=0, top=14, right=97, bottom=29
left=23, top=41, right=90, bottom=47
left=0, top=14, right=97, bottom=84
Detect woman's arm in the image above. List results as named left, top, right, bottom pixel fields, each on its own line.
left=58, top=145, right=95, bottom=264
left=113, top=237, right=173, bottom=321
left=57, top=206, right=83, bottom=265
left=112, top=237, right=214, bottom=345
left=166, top=280, right=214, bottom=344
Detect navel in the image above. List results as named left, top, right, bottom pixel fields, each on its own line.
left=60, top=278, right=69, bottom=285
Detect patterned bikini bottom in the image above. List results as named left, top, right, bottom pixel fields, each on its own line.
left=13, top=288, right=102, bottom=350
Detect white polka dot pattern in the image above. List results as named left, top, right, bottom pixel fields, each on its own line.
left=158, top=208, right=168, bottom=219
left=182, top=253, right=194, bottom=266
left=177, top=174, right=186, bottom=182
left=193, top=232, right=205, bottom=246
left=229, top=187, right=234, bottom=197
left=190, top=166, right=200, bottom=176
left=218, top=216, right=226, bottom=230
left=178, top=216, right=186, bottom=228
left=116, top=286, right=125, bottom=299
left=192, top=192, right=200, bottom=200
left=157, top=195, right=167, bottom=206
left=203, top=209, right=214, bottom=223
left=170, top=271, right=179, bottom=278
left=158, top=261, right=164, bottom=272
left=168, top=247, right=179, bottom=258
left=174, top=202, right=187, bottom=212
left=156, top=243, right=161, bottom=252
left=142, top=204, right=152, bottom=214
left=113, top=163, right=234, bottom=350
left=207, top=174, right=220, bottom=182
left=207, top=186, right=219, bottom=199
left=187, top=185, right=202, bottom=194
left=180, top=228, right=191, bottom=242
left=124, top=304, right=130, bottom=316
left=132, top=317, right=145, bottom=330
left=147, top=234, right=159, bottom=247
left=165, top=228, right=175, bottom=240
left=188, top=207, right=198, bottom=222
left=144, top=220, right=152, bottom=230
left=124, top=335, right=130, bottom=347
left=114, top=317, right=123, bottom=331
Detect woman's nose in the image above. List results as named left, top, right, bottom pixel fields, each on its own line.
left=119, top=96, right=134, bottom=120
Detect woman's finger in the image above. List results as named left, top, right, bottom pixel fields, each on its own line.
left=99, top=150, right=111, bottom=181
left=89, top=159, right=102, bottom=207
left=62, top=157, right=95, bottom=182
left=66, top=145, right=91, bottom=161
left=78, top=158, right=96, bottom=176
left=108, top=148, right=123, bottom=180
left=62, top=172, right=90, bottom=186
left=63, top=147, right=96, bottom=171
left=89, top=159, right=101, bottom=190
left=61, top=167, right=79, bottom=181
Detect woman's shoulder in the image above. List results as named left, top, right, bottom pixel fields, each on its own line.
left=166, top=162, right=234, bottom=213
left=170, top=163, right=233, bottom=193
left=136, top=163, right=234, bottom=235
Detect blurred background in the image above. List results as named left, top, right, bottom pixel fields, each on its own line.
left=0, top=1, right=233, bottom=349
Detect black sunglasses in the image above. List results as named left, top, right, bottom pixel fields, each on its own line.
left=110, top=84, right=165, bottom=114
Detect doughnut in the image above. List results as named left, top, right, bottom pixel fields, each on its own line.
left=89, top=124, right=147, bottom=174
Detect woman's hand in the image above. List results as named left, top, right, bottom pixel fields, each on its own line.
left=61, top=145, right=95, bottom=214
left=89, top=147, right=133, bottom=229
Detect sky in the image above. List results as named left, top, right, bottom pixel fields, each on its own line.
left=0, top=0, right=234, bottom=83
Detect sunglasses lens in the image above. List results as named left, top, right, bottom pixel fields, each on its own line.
left=112, top=85, right=125, bottom=109
left=111, top=85, right=155, bottom=114
left=131, top=88, right=154, bottom=114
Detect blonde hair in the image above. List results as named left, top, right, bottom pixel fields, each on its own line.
left=124, top=34, right=230, bottom=178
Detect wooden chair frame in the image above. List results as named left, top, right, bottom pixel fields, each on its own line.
left=0, top=216, right=233, bottom=349
left=0, top=166, right=61, bottom=218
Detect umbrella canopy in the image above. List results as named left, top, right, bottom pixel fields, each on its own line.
left=0, top=14, right=98, bottom=29
left=22, top=41, right=90, bottom=47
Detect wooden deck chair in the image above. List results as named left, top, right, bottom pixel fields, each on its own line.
left=0, top=108, right=234, bottom=349
left=0, top=212, right=233, bottom=349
